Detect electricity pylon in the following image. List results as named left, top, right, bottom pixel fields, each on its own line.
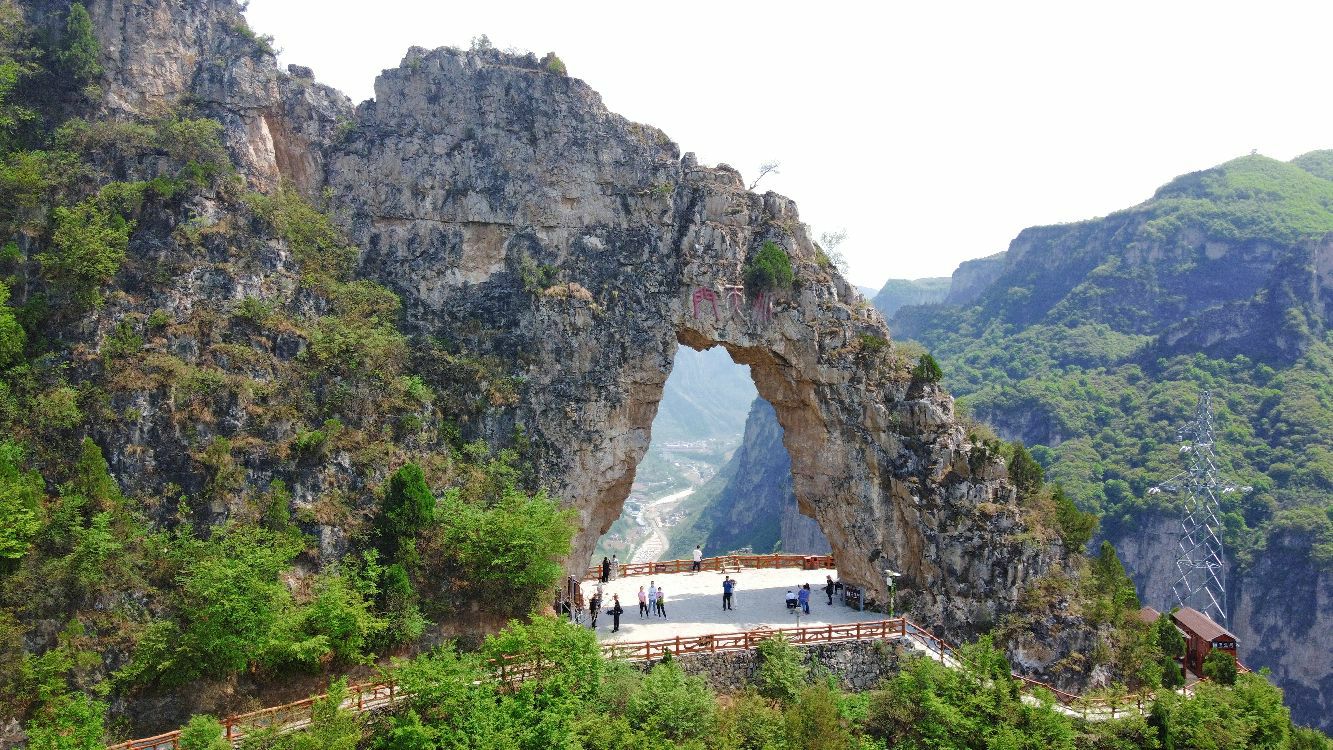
left=1147, top=390, right=1250, bottom=625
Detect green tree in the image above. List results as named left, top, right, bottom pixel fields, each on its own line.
left=1202, top=649, right=1238, bottom=686
left=376, top=462, right=434, bottom=562
left=0, top=283, right=25, bottom=368
left=1008, top=441, right=1044, bottom=497
left=432, top=486, right=575, bottom=616
left=1052, top=484, right=1098, bottom=553
left=22, top=692, right=106, bottom=750
left=1155, top=613, right=1186, bottom=688
left=754, top=634, right=808, bottom=705
left=626, top=660, right=716, bottom=743
left=785, top=683, right=854, bottom=750
left=744, top=240, right=794, bottom=295
left=178, top=715, right=229, bottom=750
left=0, top=439, right=41, bottom=562
left=282, top=678, right=363, bottom=750
left=1091, top=541, right=1140, bottom=613
left=911, top=352, right=943, bottom=383
left=39, top=198, right=131, bottom=307
left=57, top=3, right=101, bottom=85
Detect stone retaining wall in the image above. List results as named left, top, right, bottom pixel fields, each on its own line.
left=634, top=638, right=908, bottom=692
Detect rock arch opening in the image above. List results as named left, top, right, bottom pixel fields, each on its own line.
left=591, top=344, right=829, bottom=568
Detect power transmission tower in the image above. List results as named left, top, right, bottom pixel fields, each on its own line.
left=1147, top=390, right=1250, bottom=625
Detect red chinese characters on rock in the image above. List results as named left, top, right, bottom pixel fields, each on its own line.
left=691, top=287, right=719, bottom=320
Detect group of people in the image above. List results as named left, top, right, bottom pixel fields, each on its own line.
left=599, top=554, right=619, bottom=583
left=785, top=576, right=837, bottom=614
left=637, top=582, right=668, bottom=618
left=587, top=583, right=625, bottom=632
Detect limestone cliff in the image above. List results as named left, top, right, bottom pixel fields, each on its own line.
left=7, top=0, right=1094, bottom=718
left=318, top=42, right=1082, bottom=638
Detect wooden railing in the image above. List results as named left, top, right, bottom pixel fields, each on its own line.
left=584, top=553, right=835, bottom=581
left=601, top=617, right=907, bottom=661
left=107, top=610, right=1253, bottom=748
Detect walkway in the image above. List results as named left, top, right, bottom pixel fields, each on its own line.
left=587, top=565, right=880, bottom=642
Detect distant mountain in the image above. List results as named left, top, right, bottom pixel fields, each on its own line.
left=652, top=346, right=757, bottom=445
left=870, top=277, right=950, bottom=318
left=665, top=399, right=828, bottom=559
left=888, top=151, right=1333, bottom=731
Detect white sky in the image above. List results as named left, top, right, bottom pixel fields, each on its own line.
left=244, top=0, right=1333, bottom=290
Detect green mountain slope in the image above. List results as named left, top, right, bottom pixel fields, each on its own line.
left=888, top=151, right=1333, bottom=731
left=871, top=277, right=950, bottom=318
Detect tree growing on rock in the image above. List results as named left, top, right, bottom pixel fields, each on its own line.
left=376, top=462, right=435, bottom=564
left=744, top=240, right=794, bottom=295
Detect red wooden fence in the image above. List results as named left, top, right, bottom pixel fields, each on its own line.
left=584, top=553, right=836, bottom=581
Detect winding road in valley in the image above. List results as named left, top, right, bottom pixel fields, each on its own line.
left=629, top=487, right=695, bottom=563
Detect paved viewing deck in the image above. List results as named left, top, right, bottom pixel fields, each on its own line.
left=585, top=565, right=882, bottom=642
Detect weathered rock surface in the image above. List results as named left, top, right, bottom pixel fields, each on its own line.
left=325, top=44, right=1071, bottom=638
left=47, top=0, right=1082, bottom=672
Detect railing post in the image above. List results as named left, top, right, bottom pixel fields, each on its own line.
left=224, top=720, right=233, bottom=741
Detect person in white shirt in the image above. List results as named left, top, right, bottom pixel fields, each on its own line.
left=692, top=545, right=703, bottom=572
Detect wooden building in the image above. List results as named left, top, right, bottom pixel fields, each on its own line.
left=1171, top=606, right=1238, bottom=675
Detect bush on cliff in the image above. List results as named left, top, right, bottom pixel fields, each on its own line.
left=744, top=240, right=794, bottom=295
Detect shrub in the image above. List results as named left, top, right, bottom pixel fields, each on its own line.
left=1202, top=650, right=1237, bottom=686
left=857, top=333, right=888, bottom=355
left=744, top=241, right=794, bottom=295
left=58, top=4, right=101, bottom=86
left=754, top=634, right=808, bottom=705
left=910, top=352, right=943, bottom=383
left=0, top=439, right=42, bottom=562
left=179, top=715, right=228, bottom=750
left=543, top=52, right=567, bottom=75
left=40, top=199, right=132, bottom=307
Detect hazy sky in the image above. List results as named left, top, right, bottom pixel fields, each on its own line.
left=244, top=1, right=1333, bottom=289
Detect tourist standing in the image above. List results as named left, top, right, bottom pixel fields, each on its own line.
left=601, top=556, right=611, bottom=583
left=638, top=585, right=648, bottom=618
left=610, top=554, right=618, bottom=580
left=692, top=544, right=703, bottom=572
left=648, top=581, right=657, bottom=615
left=589, top=592, right=601, bottom=629
left=798, top=583, right=811, bottom=614
left=825, top=575, right=835, bottom=605
left=722, top=576, right=735, bottom=610
left=610, top=594, right=623, bottom=632
left=655, top=586, right=667, bottom=617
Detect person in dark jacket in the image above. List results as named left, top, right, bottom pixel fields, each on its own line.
left=825, top=575, right=835, bottom=605
left=798, top=583, right=811, bottom=614
left=589, top=593, right=601, bottom=628
left=610, top=594, right=624, bottom=632
left=600, top=556, right=611, bottom=583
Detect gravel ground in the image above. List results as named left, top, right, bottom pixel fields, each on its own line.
left=579, top=566, right=886, bottom=642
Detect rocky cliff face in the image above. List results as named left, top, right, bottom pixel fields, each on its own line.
left=17, top=0, right=1087, bottom=675
left=1110, top=516, right=1332, bottom=732
left=317, top=43, right=1077, bottom=637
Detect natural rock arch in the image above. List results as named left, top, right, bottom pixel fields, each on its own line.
left=321, top=46, right=1064, bottom=635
